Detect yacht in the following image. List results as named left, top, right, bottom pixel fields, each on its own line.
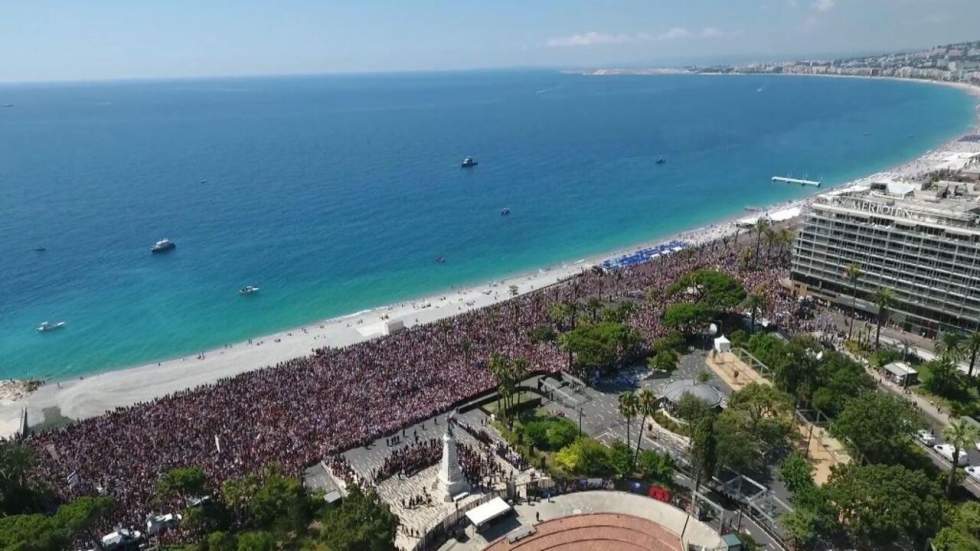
left=461, top=157, right=478, bottom=168
left=151, top=239, right=176, bottom=254
left=239, top=285, right=260, bottom=296
left=37, top=321, right=66, bottom=333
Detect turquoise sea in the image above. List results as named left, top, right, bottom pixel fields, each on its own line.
left=0, top=71, right=975, bottom=380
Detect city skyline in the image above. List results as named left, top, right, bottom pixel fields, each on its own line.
left=3, top=0, right=980, bottom=83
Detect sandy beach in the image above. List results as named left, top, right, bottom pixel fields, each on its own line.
left=1, top=77, right=978, bottom=439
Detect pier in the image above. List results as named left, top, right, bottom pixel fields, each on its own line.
left=772, top=176, right=821, bottom=188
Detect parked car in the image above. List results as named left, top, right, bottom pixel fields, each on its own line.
left=965, top=466, right=980, bottom=482
left=917, top=430, right=937, bottom=446
left=934, top=444, right=969, bottom=466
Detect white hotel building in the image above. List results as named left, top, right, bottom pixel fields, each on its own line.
left=791, top=182, right=980, bottom=336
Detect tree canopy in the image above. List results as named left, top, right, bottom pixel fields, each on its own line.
left=714, top=383, right=795, bottom=473
left=831, top=392, right=922, bottom=465
left=316, top=485, right=398, bottom=551
left=668, top=269, right=747, bottom=313
left=559, top=321, right=641, bottom=376
left=826, top=463, right=942, bottom=549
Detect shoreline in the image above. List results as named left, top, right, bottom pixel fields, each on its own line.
left=1, top=76, right=978, bottom=437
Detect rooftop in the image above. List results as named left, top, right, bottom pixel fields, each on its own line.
left=812, top=184, right=980, bottom=230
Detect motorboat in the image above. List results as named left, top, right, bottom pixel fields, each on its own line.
left=461, top=157, right=478, bottom=168
left=37, top=321, right=66, bottom=333
left=33, top=247, right=46, bottom=252
left=151, top=239, right=176, bottom=254
left=500, top=208, right=511, bottom=216
left=435, top=256, right=447, bottom=264
left=239, top=285, right=260, bottom=296
left=655, top=158, right=666, bottom=165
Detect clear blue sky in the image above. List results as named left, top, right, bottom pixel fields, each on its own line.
left=2, top=0, right=978, bottom=82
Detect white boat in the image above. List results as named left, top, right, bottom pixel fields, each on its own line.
left=37, top=321, right=66, bottom=333
left=239, top=285, right=260, bottom=296
left=151, top=239, right=176, bottom=254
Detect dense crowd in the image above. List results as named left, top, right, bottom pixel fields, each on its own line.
left=28, top=229, right=802, bottom=532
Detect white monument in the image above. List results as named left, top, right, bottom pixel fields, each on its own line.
left=435, top=413, right=469, bottom=501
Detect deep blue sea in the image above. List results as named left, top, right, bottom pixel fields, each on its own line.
left=0, top=71, right=975, bottom=380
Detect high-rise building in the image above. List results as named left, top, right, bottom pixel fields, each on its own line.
left=791, top=182, right=980, bottom=336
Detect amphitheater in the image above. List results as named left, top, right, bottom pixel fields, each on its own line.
left=441, top=490, right=727, bottom=551
left=484, top=512, right=681, bottom=550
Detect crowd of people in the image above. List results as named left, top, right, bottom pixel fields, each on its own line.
left=372, top=438, right=441, bottom=483
left=27, top=226, right=805, bottom=533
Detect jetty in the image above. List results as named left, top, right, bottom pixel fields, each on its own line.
left=772, top=176, right=821, bottom=188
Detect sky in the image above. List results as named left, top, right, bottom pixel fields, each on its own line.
left=1, top=0, right=979, bottom=82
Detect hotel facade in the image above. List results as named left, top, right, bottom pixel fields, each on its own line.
left=790, top=183, right=980, bottom=336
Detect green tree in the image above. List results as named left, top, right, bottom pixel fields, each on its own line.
left=831, top=392, right=921, bottom=465
left=714, top=383, right=794, bottom=473
left=923, top=357, right=968, bottom=399
left=554, top=438, right=613, bottom=477
left=0, top=439, right=49, bottom=515
left=668, top=269, right=747, bottom=313
left=933, top=502, right=980, bottom=551
left=938, top=332, right=966, bottom=363
left=235, top=531, right=275, bottom=551
left=647, top=349, right=679, bottom=374
left=674, top=393, right=713, bottom=425
left=827, top=463, right=942, bottom=549
left=965, top=330, right=980, bottom=379
left=752, top=218, right=769, bottom=268
left=872, top=288, right=893, bottom=351
left=157, top=466, right=208, bottom=503
left=617, top=391, right=638, bottom=448
left=548, top=302, right=578, bottom=331
left=662, top=302, right=713, bottom=335
left=689, top=412, right=718, bottom=511
left=221, top=466, right=309, bottom=533
left=317, top=485, right=398, bottom=551
left=742, top=292, right=766, bottom=334
left=607, top=440, right=634, bottom=478
left=635, top=449, right=674, bottom=484
left=585, top=297, right=604, bottom=323
left=779, top=453, right=814, bottom=496
left=559, top=322, right=641, bottom=377
left=943, top=418, right=979, bottom=497
left=0, top=496, right=113, bottom=551
left=632, top=388, right=658, bottom=467
left=845, top=263, right=862, bottom=340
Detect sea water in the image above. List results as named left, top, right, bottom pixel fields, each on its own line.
left=0, top=71, right=974, bottom=380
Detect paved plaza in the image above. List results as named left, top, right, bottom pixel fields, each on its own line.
left=330, top=406, right=534, bottom=550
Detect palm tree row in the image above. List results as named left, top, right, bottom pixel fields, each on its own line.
left=617, top=388, right=660, bottom=469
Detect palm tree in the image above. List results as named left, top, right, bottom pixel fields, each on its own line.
left=873, top=288, right=894, bottom=351
left=742, top=292, right=767, bottom=334
left=964, top=330, right=980, bottom=379
left=943, top=419, right=978, bottom=496
left=777, top=228, right=795, bottom=262
left=618, top=391, right=639, bottom=449
left=632, top=388, right=658, bottom=467
left=586, top=297, right=603, bottom=323
left=938, top=332, right=966, bottom=364
left=845, top=263, right=862, bottom=340
left=763, top=226, right=776, bottom=260
left=753, top=218, right=769, bottom=268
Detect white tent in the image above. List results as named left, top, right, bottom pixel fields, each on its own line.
left=714, top=335, right=731, bottom=354
left=384, top=319, right=405, bottom=335
left=465, top=497, right=512, bottom=529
